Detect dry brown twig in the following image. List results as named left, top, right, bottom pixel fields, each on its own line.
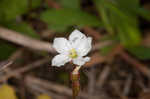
left=87, top=67, right=96, bottom=98
left=25, top=75, right=72, bottom=96
left=25, top=75, right=102, bottom=99
left=97, top=66, right=110, bottom=88
left=0, top=57, right=50, bottom=82
left=0, top=60, right=13, bottom=72
left=103, top=44, right=150, bottom=79
left=9, top=48, right=24, bottom=61
left=84, top=52, right=106, bottom=68
left=120, top=50, right=150, bottom=78
left=83, top=27, right=102, bottom=40
left=123, top=74, right=132, bottom=96
left=0, top=27, right=54, bottom=52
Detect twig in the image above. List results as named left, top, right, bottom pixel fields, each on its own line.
left=0, top=60, right=13, bottom=72
left=87, top=67, right=96, bottom=97
left=25, top=75, right=74, bottom=96
left=84, top=52, right=105, bottom=68
left=104, top=44, right=150, bottom=79
left=26, top=81, right=67, bottom=99
left=97, top=66, right=110, bottom=88
left=83, top=27, right=102, bottom=40
left=0, top=27, right=54, bottom=52
left=120, top=51, right=150, bottom=78
left=123, top=74, right=132, bottom=96
left=25, top=75, right=101, bottom=99
left=134, top=70, right=147, bottom=90
left=92, top=40, right=112, bottom=51
left=9, top=48, right=24, bottom=61
left=0, top=57, right=50, bottom=82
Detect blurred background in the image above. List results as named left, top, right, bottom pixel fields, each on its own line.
left=0, top=0, right=150, bottom=99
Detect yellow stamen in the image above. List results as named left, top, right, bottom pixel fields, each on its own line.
left=69, top=49, right=78, bottom=58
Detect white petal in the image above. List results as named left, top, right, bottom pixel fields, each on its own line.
left=69, top=30, right=92, bottom=56
left=75, top=37, right=92, bottom=56
left=52, top=54, right=71, bottom=67
left=73, top=57, right=90, bottom=66
left=87, top=37, right=92, bottom=45
left=69, top=29, right=86, bottom=47
left=53, top=38, right=72, bottom=53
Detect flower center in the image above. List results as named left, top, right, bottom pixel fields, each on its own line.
left=69, top=49, right=78, bottom=58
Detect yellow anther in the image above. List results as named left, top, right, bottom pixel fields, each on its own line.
left=69, top=49, right=78, bottom=58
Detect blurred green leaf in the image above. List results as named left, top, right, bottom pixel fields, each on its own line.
left=100, top=34, right=119, bottom=41
left=0, top=0, right=28, bottom=23
left=40, top=8, right=102, bottom=31
left=94, top=0, right=114, bottom=34
left=100, top=7, right=114, bottom=34
left=0, top=42, right=16, bottom=60
left=56, top=0, right=80, bottom=9
left=128, top=45, right=150, bottom=60
left=6, top=22, right=40, bottom=39
left=31, top=0, right=42, bottom=9
left=115, top=0, right=139, bottom=14
left=115, top=0, right=150, bottom=21
left=117, top=20, right=141, bottom=47
left=100, top=43, right=116, bottom=56
left=94, top=0, right=141, bottom=47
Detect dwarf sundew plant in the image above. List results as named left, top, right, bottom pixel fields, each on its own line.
left=52, top=29, right=92, bottom=99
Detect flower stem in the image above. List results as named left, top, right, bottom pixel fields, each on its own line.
left=71, top=66, right=81, bottom=99
left=72, top=66, right=82, bottom=74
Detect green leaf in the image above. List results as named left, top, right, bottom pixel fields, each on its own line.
left=0, top=0, right=28, bottom=23
left=100, top=7, right=114, bottom=34
left=94, top=0, right=141, bottom=47
left=5, top=22, right=40, bottom=39
left=0, top=41, right=16, bottom=60
left=115, top=0, right=140, bottom=14
left=117, top=20, right=141, bottom=47
left=128, top=45, right=150, bottom=60
left=40, top=8, right=102, bottom=31
left=31, top=0, right=42, bottom=9
left=56, top=0, right=80, bottom=9
left=100, top=34, right=119, bottom=41
left=100, top=43, right=116, bottom=56
left=114, top=0, right=150, bottom=21
left=94, top=0, right=114, bottom=34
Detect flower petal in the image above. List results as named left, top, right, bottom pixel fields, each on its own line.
left=73, top=57, right=90, bottom=66
left=53, top=38, right=72, bottom=53
left=69, top=29, right=86, bottom=46
left=87, top=37, right=92, bottom=45
left=69, top=30, right=92, bottom=56
left=52, top=54, right=71, bottom=67
left=75, top=37, right=92, bottom=56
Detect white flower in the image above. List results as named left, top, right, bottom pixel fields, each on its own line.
left=52, top=29, right=92, bottom=67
